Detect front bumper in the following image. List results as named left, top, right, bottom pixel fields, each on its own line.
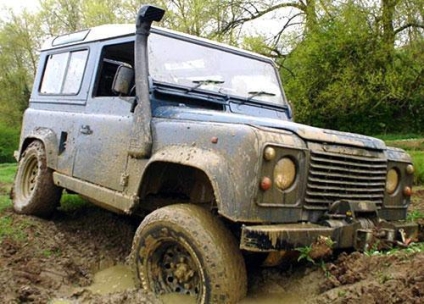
left=240, top=220, right=418, bottom=252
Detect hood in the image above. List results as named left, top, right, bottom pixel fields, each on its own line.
left=153, top=106, right=386, bottom=150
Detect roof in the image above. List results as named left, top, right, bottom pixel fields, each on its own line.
left=40, top=24, right=272, bottom=62
left=41, top=24, right=135, bottom=50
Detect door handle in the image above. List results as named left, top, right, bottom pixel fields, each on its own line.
left=80, top=125, right=93, bottom=135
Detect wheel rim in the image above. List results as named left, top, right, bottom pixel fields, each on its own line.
left=149, top=241, right=201, bottom=297
left=21, top=155, right=38, bottom=199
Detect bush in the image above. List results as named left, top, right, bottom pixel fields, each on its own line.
left=0, top=123, right=20, bottom=163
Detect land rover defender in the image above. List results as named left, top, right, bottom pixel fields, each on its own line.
left=12, top=5, right=418, bottom=303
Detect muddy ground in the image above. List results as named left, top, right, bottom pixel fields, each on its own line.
left=1, top=190, right=424, bottom=303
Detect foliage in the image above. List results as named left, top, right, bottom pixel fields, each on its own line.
left=296, top=245, right=316, bottom=263
left=282, top=2, right=424, bottom=134
left=0, top=124, right=19, bottom=164
left=365, top=242, right=424, bottom=256
left=407, top=210, right=424, bottom=222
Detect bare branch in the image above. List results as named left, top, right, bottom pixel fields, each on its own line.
left=394, top=22, right=424, bottom=36
left=220, top=2, right=307, bottom=34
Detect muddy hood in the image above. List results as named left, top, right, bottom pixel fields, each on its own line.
left=153, top=106, right=386, bottom=150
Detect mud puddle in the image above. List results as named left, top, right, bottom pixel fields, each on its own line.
left=82, top=264, right=303, bottom=303
left=87, top=265, right=134, bottom=294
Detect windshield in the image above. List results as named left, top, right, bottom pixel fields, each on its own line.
left=148, top=32, right=285, bottom=105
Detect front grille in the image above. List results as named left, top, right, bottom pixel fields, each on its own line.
left=305, top=150, right=387, bottom=209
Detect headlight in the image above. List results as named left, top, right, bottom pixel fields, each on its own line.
left=386, top=168, right=399, bottom=194
left=274, top=157, right=296, bottom=190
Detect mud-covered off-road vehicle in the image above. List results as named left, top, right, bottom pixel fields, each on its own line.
left=12, top=5, right=418, bottom=303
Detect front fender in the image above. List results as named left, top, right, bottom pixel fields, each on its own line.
left=144, top=145, right=237, bottom=219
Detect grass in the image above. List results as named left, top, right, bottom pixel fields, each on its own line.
left=408, top=151, right=424, bottom=185
left=0, top=215, right=31, bottom=242
left=0, top=163, right=15, bottom=211
left=374, top=133, right=422, bottom=142
left=0, top=163, right=16, bottom=183
left=59, top=193, right=88, bottom=212
left=407, top=210, right=424, bottom=222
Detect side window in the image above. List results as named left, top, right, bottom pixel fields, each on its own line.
left=40, top=50, right=88, bottom=95
left=94, top=42, right=134, bottom=97
left=95, top=59, right=129, bottom=96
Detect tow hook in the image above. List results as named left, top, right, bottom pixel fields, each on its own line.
left=325, top=200, right=418, bottom=251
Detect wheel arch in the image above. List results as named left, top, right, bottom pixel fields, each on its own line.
left=18, top=128, right=58, bottom=169
left=138, top=146, right=236, bottom=217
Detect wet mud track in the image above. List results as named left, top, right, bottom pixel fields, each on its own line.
left=1, top=196, right=424, bottom=303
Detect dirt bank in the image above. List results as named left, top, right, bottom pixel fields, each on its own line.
left=1, top=192, right=423, bottom=303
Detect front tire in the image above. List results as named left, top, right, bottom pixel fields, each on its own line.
left=131, top=204, right=247, bottom=303
left=12, top=141, right=61, bottom=217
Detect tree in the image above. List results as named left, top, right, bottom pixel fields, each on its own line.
left=282, top=0, right=424, bottom=134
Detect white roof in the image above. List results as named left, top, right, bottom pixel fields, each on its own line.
left=41, top=24, right=272, bottom=62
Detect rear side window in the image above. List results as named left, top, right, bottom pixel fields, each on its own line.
left=40, top=50, right=88, bottom=95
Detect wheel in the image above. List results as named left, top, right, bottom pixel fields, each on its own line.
left=12, top=141, right=62, bottom=217
left=131, top=204, right=247, bottom=304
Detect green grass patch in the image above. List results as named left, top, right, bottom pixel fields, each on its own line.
left=0, top=215, right=29, bottom=242
left=374, top=133, right=422, bottom=142
left=385, top=139, right=424, bottom=151
left=59, top=193, right=88, bottom=212
left=0, top=163, right=16, bottom=184
left=407, top=210, right=424, bottom=222
left=409, top=151, right=424, bottom=185
left=0, top=195, right=11, bottom=211
left=0, top=163, right=15, bottom=211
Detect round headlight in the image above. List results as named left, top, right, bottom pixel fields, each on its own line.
left=386, top=168, right=399, bottom=194
left=274, top=157, right=296, bottom=190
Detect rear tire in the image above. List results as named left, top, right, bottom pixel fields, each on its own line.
left=131, top=204, right=247, bottom=303
left=12, top=141, right=61, bottom=217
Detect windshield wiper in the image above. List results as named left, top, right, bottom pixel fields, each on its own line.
left=188, top=79, right=225, bottom=92
left=247, top=90, right=276, bottom=100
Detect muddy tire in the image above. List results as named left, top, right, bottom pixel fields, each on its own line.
left=12, top=141, right=61, bottom=217
left=131, top=204, right=247, bottom=304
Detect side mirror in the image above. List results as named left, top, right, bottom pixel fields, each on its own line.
left=112, top=65, right=134, bottom=95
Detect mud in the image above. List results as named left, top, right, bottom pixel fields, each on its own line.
left=1, top=193, right=424, bottom=303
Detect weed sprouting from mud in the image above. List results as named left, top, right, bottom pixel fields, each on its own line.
left=365, top=242, right=424, bottom=256
left=407, top=210, right=424, bottom=222
left=296, top=245, right=315, bottom=264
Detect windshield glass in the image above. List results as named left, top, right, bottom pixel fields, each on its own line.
left=148, top=32, right=285, bottom=105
